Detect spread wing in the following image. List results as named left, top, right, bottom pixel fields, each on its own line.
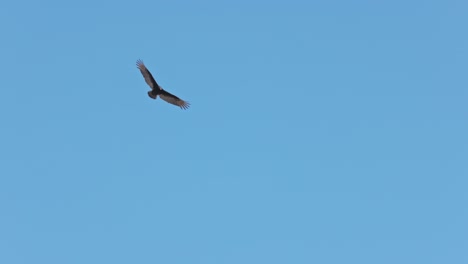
left=159, top=90, right=190, bottom=110
left=136, top=59, right=159, bottom=89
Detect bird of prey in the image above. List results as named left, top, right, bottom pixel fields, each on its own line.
left=136, top=59, right=190, bottom=110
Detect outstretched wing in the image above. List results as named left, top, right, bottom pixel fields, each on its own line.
left=136, top=59, right=159, bottom=89
left=159, top=90, right=190, bottom=110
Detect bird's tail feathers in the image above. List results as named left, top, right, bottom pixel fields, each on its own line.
left=148, top=91, right=157, bottom=99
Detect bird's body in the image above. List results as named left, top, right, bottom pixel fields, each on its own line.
left=136, top=59, right=190, bottom=110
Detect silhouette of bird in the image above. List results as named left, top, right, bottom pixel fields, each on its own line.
left=136, top=59, right=190, bottom=110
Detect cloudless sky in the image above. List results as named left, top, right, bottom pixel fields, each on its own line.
left=0, top=0, right=467, bottom=263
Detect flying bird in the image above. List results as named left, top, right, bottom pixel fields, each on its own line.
left=136, top=59, right=190, bottom=110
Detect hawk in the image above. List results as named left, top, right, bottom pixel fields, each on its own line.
left=136, top=59, right=190, bottom=110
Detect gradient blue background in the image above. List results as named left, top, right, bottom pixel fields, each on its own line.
left=1, top=1, right=467, bottom=263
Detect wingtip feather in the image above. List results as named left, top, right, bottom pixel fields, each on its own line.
left=179, top=101, right=190, bottom=110
left=136, top=59, right=145, bottom=68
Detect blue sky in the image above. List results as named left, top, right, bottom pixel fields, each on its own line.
left=0, top=0, right=467, bottom=263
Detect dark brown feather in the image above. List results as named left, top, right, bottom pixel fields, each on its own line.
left=159, top=90, right=190, bottom=110
left=136, top=59, right=159, bottom=90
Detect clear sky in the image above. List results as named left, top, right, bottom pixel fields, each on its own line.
left=0, top=0, right=466, bottom=263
